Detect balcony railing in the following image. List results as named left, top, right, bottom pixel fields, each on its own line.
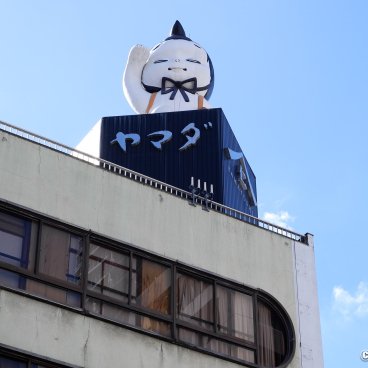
left=0, top=119, right=308, bottom=244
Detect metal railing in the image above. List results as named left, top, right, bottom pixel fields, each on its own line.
left=0, top=119, right=308, bottom=244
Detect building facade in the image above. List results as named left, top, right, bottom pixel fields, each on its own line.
left=0, top=122, right=323, bottom=367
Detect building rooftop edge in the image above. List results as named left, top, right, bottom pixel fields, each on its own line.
left=0, top=119, right=309, bottom=245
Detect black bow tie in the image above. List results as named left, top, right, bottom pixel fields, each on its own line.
left=161, top=77, right=197, bottom=102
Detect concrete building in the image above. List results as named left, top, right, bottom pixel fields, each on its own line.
left=0, top=120, right=323, bottom=367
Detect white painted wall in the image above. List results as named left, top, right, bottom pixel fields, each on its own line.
left=0, top=131, right=323, bottom=367
left=75, top=119, right=101, bottom=157
left=293, top=234, right=324, bottom=368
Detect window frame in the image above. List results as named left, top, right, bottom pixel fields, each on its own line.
left=214, top=282, right=257, bottom=347
left=0, top=202, right=296, bottom=368
left=176, top=268, right=215, bottom=331
left=0, top=206, right=87, bottom=309
left=36, top=221, right=84, bottom=287
left=87, top=241, right=131, bottom=303
left=0, top=343, right=81, bottom=368
left=0, top=211, right=32, bottom=270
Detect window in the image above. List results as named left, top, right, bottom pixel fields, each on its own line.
left=177, top=272, right=213, bottom=330
left=0, top=212, right=30, bottom=268
left=132, top=256, right=171, bottom=336
left=86, top=243, right=140, bottom=332
left=132, top=256, right=171, bottom=315
left=0, top=205, right=295, bottom=367
left=217, top=286, right=254, bottom=343
left=0, top=355, right=27, bottom=368
left=177, top=327, right=255, bottom=363
left=30, top=224, right=83, bottom=307
left=86, top=245, right=172, bottom=337
left=175, top=274, right=255, bottom=364
left=0, top=212, right=34, bottom=289
left=39, top=225, right=83, bottom=285
left=88, top=243, right=129, bottom=302
left=0, top=211, right=83, bottom=308
left=0, top=350, right=72, bottom=368
left=258, top=300, right=288, bottom=367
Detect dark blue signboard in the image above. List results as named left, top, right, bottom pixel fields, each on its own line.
left=100, top=108, right=258, bottom=217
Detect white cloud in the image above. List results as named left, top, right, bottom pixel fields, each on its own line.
left=262, top=211, right=294, bottom=229
left=333, top=282, right=368, bottom=319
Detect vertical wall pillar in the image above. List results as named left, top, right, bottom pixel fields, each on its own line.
left=294, top=234, right=324, bottom=367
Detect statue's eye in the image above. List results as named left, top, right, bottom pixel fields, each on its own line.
left=186, top=59, right=201, bottom=64
left=154, top=59, right=168, bottom=63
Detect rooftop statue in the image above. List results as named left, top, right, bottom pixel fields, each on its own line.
left=123, top=21, right=214, bottom=114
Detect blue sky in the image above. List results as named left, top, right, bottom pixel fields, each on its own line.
left=1, top=1, right=368, bottom=366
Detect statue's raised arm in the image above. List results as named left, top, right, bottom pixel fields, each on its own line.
left=123, top=45, right=151, bottom=114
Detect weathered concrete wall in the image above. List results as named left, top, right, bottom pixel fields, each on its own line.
left=0, top=131, right=323, bottom=367
left=293, top=235, right=324, bottom=368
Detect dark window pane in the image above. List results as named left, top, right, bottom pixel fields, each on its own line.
left=258, top=301, right=287, bottom=367
left=177, top=327, right=255, bottom=364
left=217, top=285, right=254, bottom=342
left=27, top=279, right=81, bottom=307
left=229, top=344, right=255, bottom=364
left=177, top=272, right=213, bottom=329
left=0, top=268, right=26, bottom=289
left=86, top=297, right=136, bottom=325
left=132, top=256, right=171, bottom=315
left=0, top=212, right=32, bottom=269
left=0, top=268, right=80, bottom=307
left=38, top=225, right=83, bottom=285
left=138, top=315, right=171, bottom=337
left=88, top=244, right=129, bottom=303
left=0, top=355, right=27, bottom=368
left=86, top=297, right=171, bottom=337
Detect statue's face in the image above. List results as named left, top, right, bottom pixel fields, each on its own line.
left=142, top=39, right=212, bottom=93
